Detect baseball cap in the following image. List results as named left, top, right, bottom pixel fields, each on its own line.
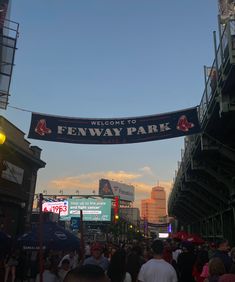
left=91, top=243, right=103, bottom=251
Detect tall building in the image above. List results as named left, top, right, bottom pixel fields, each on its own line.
left=141, top=186, right=167, bottom=224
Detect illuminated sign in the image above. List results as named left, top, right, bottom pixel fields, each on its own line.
left=158, top=233, right=169, bottom=238
left=42, top=201, right=68, bottom=217
left=68, top=198, right=111, bottom=221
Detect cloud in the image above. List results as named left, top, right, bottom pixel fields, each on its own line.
left=38, top=170, right=173, bottom=213
left=139, top=166, right=155, bottom=176
left=44, top=170, right=142, bottom=195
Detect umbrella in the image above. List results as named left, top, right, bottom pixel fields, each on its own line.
left=17, top=221, right=80, bottom=250
left=186, top=233, right=205, bottom=244
left=171, top=231, right=189, bottom=241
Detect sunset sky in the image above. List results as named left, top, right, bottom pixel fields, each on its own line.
left=3, top=0, right=218, bottom=209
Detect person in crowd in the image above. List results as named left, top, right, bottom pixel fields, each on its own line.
left=83, top=243, right=109, bottom=272
left=213, top=239, right=232, bottom=273
left=107, top=248, right=131, bottom=282
left=208, top=243, right=217, bottom=259
left=84, top=242, right=91, bottom=259
left=229, top=247, right=235, bottom=273
left=192, top=249, right=209, bottom=282
left=35, top=260, right=59, bottom=282
left=204, top=257, right=226, bottom=282
left=4, top=250, right=19, bottom=282
left=58, top=251, right=77, bottom=270
left=64, top=264, right=109, bottom=282
left=126, top=245, right=145, bottom=282
left=219, top=262, right=235, bottom=282
left=163, top=239, right=173, bottom=264
left=58, top=259, right=70, bottom=282
left=177, top=241, right=196, bottom=282
left=138, top=239, right=177, bottom=282
left=172, top=241, right=182, bottom=264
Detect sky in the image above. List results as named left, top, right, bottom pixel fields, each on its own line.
left=2, top=0, right=219, bottom=209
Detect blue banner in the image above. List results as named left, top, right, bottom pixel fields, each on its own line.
left=28, top=107, right=201, bottom=144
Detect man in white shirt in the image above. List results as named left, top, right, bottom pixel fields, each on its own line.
left=138, top=240, right=178, bottom=282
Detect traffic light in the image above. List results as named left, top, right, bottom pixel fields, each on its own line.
left=114, top=196, right=119, bottom=224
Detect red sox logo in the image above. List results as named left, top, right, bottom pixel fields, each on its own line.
left=176, top=115, right=194, bottom=132
left=35, top=119, right=52, bottom=136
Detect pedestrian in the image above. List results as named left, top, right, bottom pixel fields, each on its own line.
left=35, top=260, right=59, bottom=282
left=192, top=249, right=209, bottom=282
left=4, top=250, right=19, bottom=282
left=137, top=239, right=177, bottom=282
left=204, top=257, right=226, bottom=282
left=177, top=241, right=196, bottom=282
left=58, top=259, right=70, bottom=282
left=107, top=248, right=131, bottom=282
left=126, top=245, right=145, bottom=282
left=64, top=264, right=109, bottom=282
left=83, top=243, right=109, bottom=271
left=213, top=239, right=232, bottom=273
left=58, top=251, right=77, bottom=270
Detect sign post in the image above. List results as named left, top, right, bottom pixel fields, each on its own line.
left=80, top=210, right=85, bottom=262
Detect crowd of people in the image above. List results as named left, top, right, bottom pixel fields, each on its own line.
left=1, top=237, right=235, bottom=282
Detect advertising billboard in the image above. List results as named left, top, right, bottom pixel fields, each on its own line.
left=42, top=201, right=68, bottom=217
left=68, top=198, right=111, bottom=221
left=99, top=179, right=135, bottom=202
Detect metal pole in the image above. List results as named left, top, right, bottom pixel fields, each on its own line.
left=39, top=193, right=44, bottom=282
left=80, top=210, right=85, bottom=262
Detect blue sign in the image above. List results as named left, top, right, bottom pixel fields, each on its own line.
left=70, top=217, right=80, bottom=230
left=28, top=107, right=201, bottom=144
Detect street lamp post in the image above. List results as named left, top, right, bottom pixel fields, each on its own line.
left=0, top=127, right=6, bottom=145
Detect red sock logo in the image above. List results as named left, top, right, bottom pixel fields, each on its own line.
left=176, top=115, right=194, bottom=132
left=35, top=119, right=52, bottom=136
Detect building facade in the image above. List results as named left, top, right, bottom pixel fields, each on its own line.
left=0, top=116, right=45, bottom=236
left=141, top=186, right=167, bottom=224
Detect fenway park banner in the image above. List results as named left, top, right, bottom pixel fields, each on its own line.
left=28, top=107, right=201, bottom=144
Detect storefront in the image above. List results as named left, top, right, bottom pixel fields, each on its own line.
left=0, top=116, right=45, bottom=236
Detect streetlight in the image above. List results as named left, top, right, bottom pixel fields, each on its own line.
left=0, top=127, right=6, bottom=145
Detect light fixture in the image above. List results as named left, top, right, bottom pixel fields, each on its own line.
left=0, top=127, right=6, bottom=145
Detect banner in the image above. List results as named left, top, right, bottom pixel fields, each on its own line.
left=28, top=107, right=201, bottom=144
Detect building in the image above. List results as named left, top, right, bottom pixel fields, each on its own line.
left=141, top=186, right=167, bottom=224
left=0, top=0, right=19, bottom=110
left=0, top=116, right=45, bottom=235
left=120, top=207, right=140, bottom=227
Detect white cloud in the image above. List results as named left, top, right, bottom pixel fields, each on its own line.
left=37, top=170, right=173, bottom=213
left=139, top=166, right=155, bottom=176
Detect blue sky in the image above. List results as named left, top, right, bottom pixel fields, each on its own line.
left=3, top=0, right=218, bottom=208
